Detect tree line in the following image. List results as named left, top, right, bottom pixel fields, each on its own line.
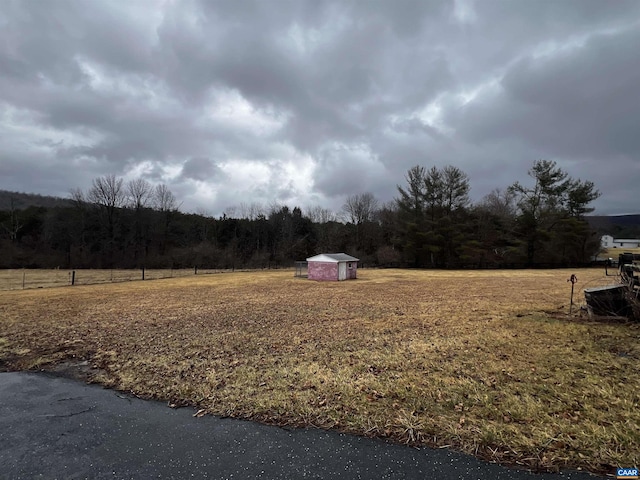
left=0, top=160, right=602, bottom=269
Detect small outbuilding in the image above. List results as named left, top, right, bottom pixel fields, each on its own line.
left=306, top=253, right=359, bottom=281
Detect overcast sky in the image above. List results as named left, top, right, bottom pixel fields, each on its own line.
left=1, top=1, right=639, bottom=216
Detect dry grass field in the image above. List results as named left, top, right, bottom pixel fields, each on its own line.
left=0, top=268, right=638, bottom=474
left=602, top=247, right=640, bottom=258
left=0, top=268, right=236, bottom=290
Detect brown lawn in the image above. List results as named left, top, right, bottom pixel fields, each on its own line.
left=0, top=268, right=637, bottom=474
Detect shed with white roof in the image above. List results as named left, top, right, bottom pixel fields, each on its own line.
left=306, top=253, right=359, bottom=281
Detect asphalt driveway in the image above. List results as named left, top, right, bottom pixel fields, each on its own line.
left=0, top=372, right=605, bottom=479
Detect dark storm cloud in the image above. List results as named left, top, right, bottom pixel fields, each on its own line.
left=443, top=19, right=640, bottom=212
left=456, top=26, right=640, bottom=158
left=180, top=157, right=226, bottom=182
left=0, top=0, right=639, bottom=214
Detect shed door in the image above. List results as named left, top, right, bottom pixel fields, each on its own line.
left=338, top=262, right=347, bottom=281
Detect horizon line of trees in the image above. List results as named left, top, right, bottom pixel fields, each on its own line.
left=0, top=160, right=604, bottom=270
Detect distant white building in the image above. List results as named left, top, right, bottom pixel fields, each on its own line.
left=601, top=235, right=640, bottom=249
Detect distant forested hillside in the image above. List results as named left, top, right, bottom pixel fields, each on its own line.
left=587, top=215, right=640, bottom=238
left=0, top=190, right=73, bottom=210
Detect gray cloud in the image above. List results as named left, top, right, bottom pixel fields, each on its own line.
left=180, top=157, right=226, bottom=182
left=1, top=0, right=639, bottom=215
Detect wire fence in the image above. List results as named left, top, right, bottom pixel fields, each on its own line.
left=0, top=268, right=249, bottom=291
left=294, top=261, right=308, bottom=278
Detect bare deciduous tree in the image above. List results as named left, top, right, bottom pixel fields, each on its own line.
left=126, top=179, right=153, bottom=266
left=87, top=174, right=126, bottom=231
left=153, top=184, right=179, bottom=256
left=86, top=174, right=126, bottom=266
left=127, top=178, right=152, bottom=210
left=222, top=206, right=237, bottom=219
left=69, top=187, right=86, bottom=206
left=153, top=184, right=178, bottom=212
left=342, top=192, right=380, bottom=254
left=88, top=174, right=126, bottom=211
left=480, top=188, right=517, bottom=219
left=1, top=198, right=23, bottom=242
left=341, top=192, right=379, bottom=225
left=305, top=205, right=337, bottom=223
left=238, top=202, right=265, bottom=220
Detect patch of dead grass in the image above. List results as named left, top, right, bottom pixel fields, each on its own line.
left=0, top=268, right=637, bottom=474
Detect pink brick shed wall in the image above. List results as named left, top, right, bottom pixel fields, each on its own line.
left=308, top=261, right=358, bottom=281
left=308, top=261, right=338, bottom=281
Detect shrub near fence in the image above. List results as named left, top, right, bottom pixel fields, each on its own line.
left=0, top=268, right=237, bottom=291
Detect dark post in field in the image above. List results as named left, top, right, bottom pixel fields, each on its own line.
left=71, top=270, right=76, bottom=286
left=568, top=274, right=578, bottom=314
left=141, top=267, right=145, bottom=281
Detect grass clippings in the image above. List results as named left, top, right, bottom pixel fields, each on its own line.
left=0, top=268, right=637, bottom=475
